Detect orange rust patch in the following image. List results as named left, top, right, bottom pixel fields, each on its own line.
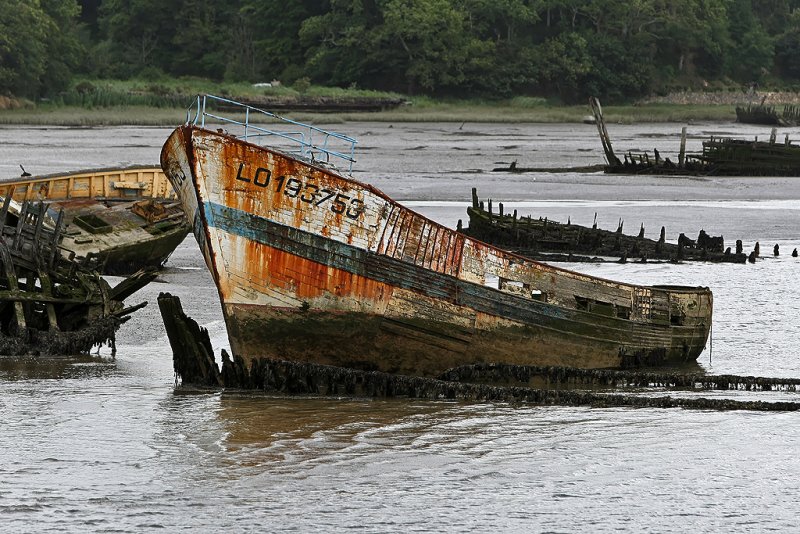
left=239, top=238, right=387, bottom=302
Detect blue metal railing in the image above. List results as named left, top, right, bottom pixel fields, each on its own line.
left=186, top=94, right=357, bottom=173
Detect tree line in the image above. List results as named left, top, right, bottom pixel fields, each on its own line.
left=3, top=0, right=800, bottom=103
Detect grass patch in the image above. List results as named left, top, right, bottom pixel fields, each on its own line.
left=0, top=102, right=740, bottom=126
left=0, top=105, right=186, bottom=126
left=0, top=78, right=742, bottom=126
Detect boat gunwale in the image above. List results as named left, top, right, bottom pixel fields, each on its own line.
left=0, top=164, right=165, bottom=185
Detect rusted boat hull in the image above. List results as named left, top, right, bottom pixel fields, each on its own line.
left=161, top=117, right=712, bottom=377
left=0, top=166, right=190, bottom=275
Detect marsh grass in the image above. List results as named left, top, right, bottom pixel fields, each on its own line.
left=0, top=78, right=740, bottom=126
left=0, top=106, right=187, bottom=126
left=0, top=103, right=739, bottom=126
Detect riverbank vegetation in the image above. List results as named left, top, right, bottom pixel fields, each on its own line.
left=4, top=0, right=800, bottom=108
left=0, top=87, right=738, bottom=126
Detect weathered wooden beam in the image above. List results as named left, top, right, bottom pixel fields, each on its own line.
left=157, top=292, right=221, bottom=387
left=0, top=240, right=26, bottom=332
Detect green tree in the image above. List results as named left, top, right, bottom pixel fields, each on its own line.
left=532, top=32, right=591, bottom=102
left=169, top=1, right=236, bottom=79
left=379, top=0, right=490, bottom=93
left=775, top=9, right=800, bottom=79
left=460, top=0, right=540, bottom=43
left=239, top=0, right=328, bottom=83
left=635, top=0, right=730, bottom=85
left=580, top=31, right=653, bottom=102
left=40, top=0, right=85, bottom=94
left=98, top=0, right=180, bottom=77
left=299, top=0, right=381, bottom=88
left=0, top=0, right=84, bottom=98
left=726, top=0, right=775, bottom=82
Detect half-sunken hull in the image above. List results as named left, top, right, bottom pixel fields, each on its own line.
left=0, top=166, right=190, bottom=275
left=161, top=125, right=712, bottom=377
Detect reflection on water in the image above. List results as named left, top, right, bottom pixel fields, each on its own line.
left=217, top=394, right=453, bottom=452
left=0, top=355, right=115, bottom=381
left=2, top=123, right=800, bottom=532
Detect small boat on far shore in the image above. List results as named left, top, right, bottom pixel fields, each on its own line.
left=0, top=166, right=190, bottom=275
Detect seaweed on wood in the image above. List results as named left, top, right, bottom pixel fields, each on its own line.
left=0, top=197, right=155, bottom=356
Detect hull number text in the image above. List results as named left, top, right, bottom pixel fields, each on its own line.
left=236, top=163, right=364, bottom=220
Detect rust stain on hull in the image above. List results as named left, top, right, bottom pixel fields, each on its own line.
left=161, top=121, right=713, bottom=378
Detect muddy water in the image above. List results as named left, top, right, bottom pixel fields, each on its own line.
left=2, top=122, right=800, bottom=532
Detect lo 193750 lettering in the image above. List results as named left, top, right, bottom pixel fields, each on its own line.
left=235, top=163, right=365, bottom=220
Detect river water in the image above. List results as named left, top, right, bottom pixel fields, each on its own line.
left=2, top=121, right=800, bottom=532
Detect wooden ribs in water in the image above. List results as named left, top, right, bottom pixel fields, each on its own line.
left=460, top=188, right=748, bottom=264
left=0, top=196, right=156, bottom=356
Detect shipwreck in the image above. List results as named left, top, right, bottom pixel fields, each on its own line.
left=461, top=188, right=748, bottom=264
left=0, top=166, right=190, bottom=275
left=159, top=95, right=713, bottom=390
left=735, top=94, right=800, bottom=126
left=589, top=97, right=800, bottom=176
left=0, top=195, right=155, bottom=356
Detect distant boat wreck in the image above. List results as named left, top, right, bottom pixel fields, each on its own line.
left=589, top=97, right=800, bottom=176
left=494, top=97, right=800, bottom=176
left=213, top=95, right=408, bottom=113
left=159, top=95, right=713, bottom=391
left=460, top=188, right=750, bottom=264
left=735, top=98, right=800, bottom=126
left=0, top=166, right=190, bottom=275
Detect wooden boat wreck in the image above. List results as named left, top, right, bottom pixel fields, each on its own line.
left=0, top=166, right=190, bottom=275
left=0, top=196, right=156, bottom=356
left=588, top=97, right=800, bottom=176
left=735, top=96, right=800, bottom=126
left=159, top=95, right=713, bottom=387
left=461, top=188, right=749, bottom=264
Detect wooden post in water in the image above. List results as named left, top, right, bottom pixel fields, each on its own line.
left=770, top=128, right=777, bottom=145
left=589, top=97, right=617, bottom=165
left=158, top=292, right=222, bottom=387
left=679, top=127, right=687, bottom=168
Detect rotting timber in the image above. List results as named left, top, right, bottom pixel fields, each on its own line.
left=461, top=188, right=747, bottom=264
left=588, top=96, right=800, bottom=176
left=160, top=94, right=713, bottom=379
left=735, top=95, right=800, bottom=126
left=159, top=293, right=800, bottom=413
left=0, top=196, right=156, bottom=356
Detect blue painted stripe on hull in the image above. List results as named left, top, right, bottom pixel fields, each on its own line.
left=201, top=201, right=693, bottom=346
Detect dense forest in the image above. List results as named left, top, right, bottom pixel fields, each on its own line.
left=3, top=0, right=800, bottom=103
